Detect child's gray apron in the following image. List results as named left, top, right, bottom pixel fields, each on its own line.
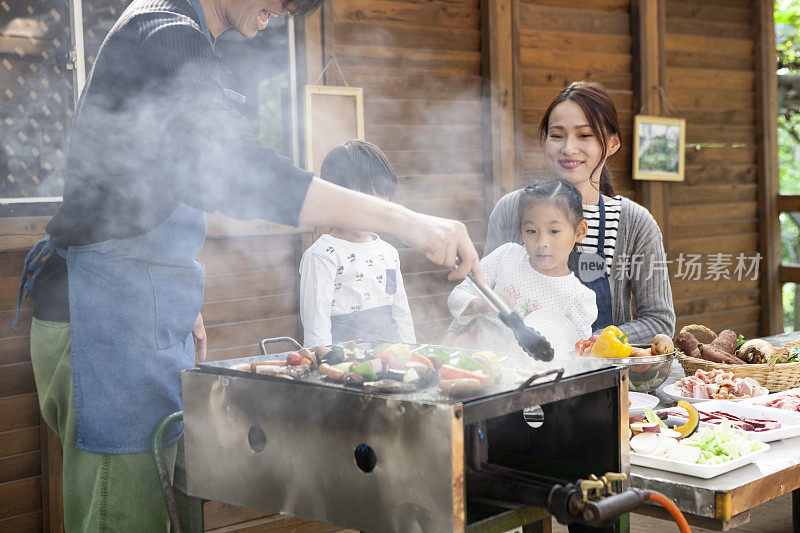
left=330, top=304, right=400, bottom=344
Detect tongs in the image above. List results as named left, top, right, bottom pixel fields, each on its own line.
left=467, top=273, right=554, bottom=361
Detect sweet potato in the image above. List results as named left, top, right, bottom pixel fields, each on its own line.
left=676, top=332, right=701, bottom=358
left=699, top=343, right=746, bottom=365
left=711, top=329, right=737, bottom=355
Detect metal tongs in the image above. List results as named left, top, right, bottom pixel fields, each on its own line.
left=467, top=273, right=554, bottom=361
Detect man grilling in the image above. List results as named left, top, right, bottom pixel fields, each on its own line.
left=15, top=0, right=482, bottom=530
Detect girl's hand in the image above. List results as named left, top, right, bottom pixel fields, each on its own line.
left=193, top=312, right=207, bottom=363
left=463, top=297, right=493, bottom=316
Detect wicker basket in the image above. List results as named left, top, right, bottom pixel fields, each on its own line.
left=676, top=340, right=800, bottom=392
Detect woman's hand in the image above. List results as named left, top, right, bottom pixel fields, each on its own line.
left=193, top=312, right=207, bottom=363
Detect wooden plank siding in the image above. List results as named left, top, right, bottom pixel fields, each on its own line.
left=330, top=0, right=487, bottom=342
left=512, top=0, right=637, bottom=200
left=664, top=0, right=762, bottom=337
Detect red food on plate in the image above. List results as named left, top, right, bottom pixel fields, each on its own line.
left=575, top=335, right=599, bottom=356
left=439, top=364, right=489, bottom=385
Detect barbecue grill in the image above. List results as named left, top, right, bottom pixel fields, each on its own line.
left=180, top=338, right=637, bottom=532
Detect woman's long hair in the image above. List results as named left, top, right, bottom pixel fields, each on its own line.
left=538, top=82, right=622, bottom=196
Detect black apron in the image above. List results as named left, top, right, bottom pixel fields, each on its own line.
left=579, top=195, right=614, bottom=331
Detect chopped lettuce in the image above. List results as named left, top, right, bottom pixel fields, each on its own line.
left=644, top=408, right=667, bottom=428
left=681, top=420, right=765, bottom=465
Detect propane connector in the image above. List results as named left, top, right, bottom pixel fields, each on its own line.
left=579, top=477, right=606, bottom=503
left=601, top=472, right=627, bottom=494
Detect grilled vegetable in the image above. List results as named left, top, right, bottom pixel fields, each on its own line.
left=406, top=362, right=437, bottom=383
left=344, top=372, right=365, bottom=386
left=674, top=400, right=700, bottom=438
left=298, top=348, right=317, bottom=366
left=322, top=346, right=345, bottom=365
left=590, top=326, right=632, bottom=358
left=439, top=378, right=484, bottom=393
left=440, top=364, right=489, bottom=385
left=408, top=355, right=434, bottom=369
left=311, top=345, right=331, bottom=358
left=286, top=352, right=304, bottom=366
left=375, top=343, right=412, bottom=369
left=363, top=379, right=417, bottom=393
left=319, top=363, right=346, bottom=382
left=353, top=359, right=383, bottom=381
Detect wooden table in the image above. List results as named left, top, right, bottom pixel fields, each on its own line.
left=630, top=331, right=800, bottom=531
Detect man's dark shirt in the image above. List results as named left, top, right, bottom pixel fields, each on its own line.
left=34, top=0, right=313, bottom=321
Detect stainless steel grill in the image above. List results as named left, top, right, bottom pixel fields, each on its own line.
left=181, top=341, right=634, bottom=532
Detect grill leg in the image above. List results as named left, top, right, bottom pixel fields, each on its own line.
left=523, top=516, right=552, bottom=532
left=793, top=488, right=800, bottom=533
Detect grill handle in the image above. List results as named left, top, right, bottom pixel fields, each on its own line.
left=517, top=367, right=565, bottom=390
left=260, top=336, right=303, bottom=356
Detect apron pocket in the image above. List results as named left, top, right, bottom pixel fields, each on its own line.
left=148, top=261, right=205, bottom=349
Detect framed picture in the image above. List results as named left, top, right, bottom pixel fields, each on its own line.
left=632, top=115, right=686, bottom=182
left=304, top=85, right=365, bottom=173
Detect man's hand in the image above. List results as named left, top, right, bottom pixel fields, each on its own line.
left=193, top=312, right=207, bottom=363
left=400, top=211, right=484, bottom=284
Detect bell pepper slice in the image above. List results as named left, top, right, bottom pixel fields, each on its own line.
left=440, top=364, right=489, bottom=385
left=590, top=326, right=632, bottom=358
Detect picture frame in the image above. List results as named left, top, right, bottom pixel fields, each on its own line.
left=632, top=115, right=686, bottom=182
left=304, top=85, right=365, bottom=174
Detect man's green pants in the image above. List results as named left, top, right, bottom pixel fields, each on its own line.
left=30, top=317, right=177, bottom=532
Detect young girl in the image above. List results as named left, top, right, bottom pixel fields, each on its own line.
left=448, top=178, right=597, bottom=355
left=300, top=140, right=415, bottom=347
left=445, top=81, right=674, bottom=345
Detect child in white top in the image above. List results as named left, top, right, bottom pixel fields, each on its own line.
left=300, top=140, right=415, bottom=347
left=448, top=178, right=597, bottom=355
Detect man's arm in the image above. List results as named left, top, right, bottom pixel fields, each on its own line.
left=299, top=178, right=483, bottom=283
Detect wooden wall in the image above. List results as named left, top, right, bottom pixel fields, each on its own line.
left=326, top=0, right=487, bottom=341
left=0, top=244, right=42, bottom=531
left=512, top=0, right=637, bottom=199
left=664, top=0, right=762, bottom=337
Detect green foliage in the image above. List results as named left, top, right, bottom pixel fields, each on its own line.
left=777, top=0, right=800, bottom=70
left=776, top=2, right=800, bottom=330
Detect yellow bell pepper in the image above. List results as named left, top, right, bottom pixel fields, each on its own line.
left=590, top=326, right=632, bottom=358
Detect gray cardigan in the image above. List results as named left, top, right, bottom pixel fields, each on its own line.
left=483, top=190, right=676, bottom=344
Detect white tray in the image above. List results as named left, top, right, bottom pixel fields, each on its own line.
left=629, top=391, right=659, bottom=414
left=658, top=400, right=800, bottom=443
left=662, top=383, right=764, bottom=404
left=630, top=443, right=769, bottom=479
left=740, top=388, right=800, bottom=414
